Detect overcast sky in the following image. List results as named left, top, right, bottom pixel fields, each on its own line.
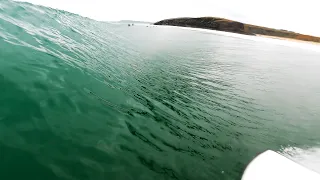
left=18, top=0, right=320, bottom=36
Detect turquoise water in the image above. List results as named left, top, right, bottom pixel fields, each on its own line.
left=1, top=1, right=320, bottom=179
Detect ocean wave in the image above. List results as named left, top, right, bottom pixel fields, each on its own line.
left=1, top=1, right=320, bottom=180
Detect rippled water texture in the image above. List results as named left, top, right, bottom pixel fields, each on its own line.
left=1, top=1, right=320, bottom=180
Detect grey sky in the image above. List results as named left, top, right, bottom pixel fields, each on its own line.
left=18, top=0, right=320, bottom=36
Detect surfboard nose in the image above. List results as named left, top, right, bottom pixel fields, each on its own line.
left=242, top=150, right=320, bottom=180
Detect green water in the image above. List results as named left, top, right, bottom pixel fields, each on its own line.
left=1, top=1, right=320, bottom=179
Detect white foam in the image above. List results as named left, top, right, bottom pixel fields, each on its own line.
left=279, top=146, right=320, bottom=173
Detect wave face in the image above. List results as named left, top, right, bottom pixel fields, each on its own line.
left=1, top=1, right=320, bottom=179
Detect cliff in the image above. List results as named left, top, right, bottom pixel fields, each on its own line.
left=154, top=17, right=320, bottom=43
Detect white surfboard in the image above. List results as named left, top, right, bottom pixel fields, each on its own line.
left=242, top=150, right=320, bottom=180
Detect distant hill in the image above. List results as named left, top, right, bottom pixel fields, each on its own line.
left=118, top=20, right=153, bottom=24
left=154, top=17, right=320, bottom=43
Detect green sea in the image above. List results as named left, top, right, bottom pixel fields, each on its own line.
left=1, top=1, right=320, bottom=180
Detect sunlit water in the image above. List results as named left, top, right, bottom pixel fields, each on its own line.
left=1, top=1, right=320, bottom=180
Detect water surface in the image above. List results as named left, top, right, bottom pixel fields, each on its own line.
left=1, top=1, right=320, bottom=179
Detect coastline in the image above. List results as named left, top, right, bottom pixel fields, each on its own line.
left=154, top=17, right=320, bottom=44
left=154, top=25, right=320, bottom=52
left=256, top=34, right=320, bottom=45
